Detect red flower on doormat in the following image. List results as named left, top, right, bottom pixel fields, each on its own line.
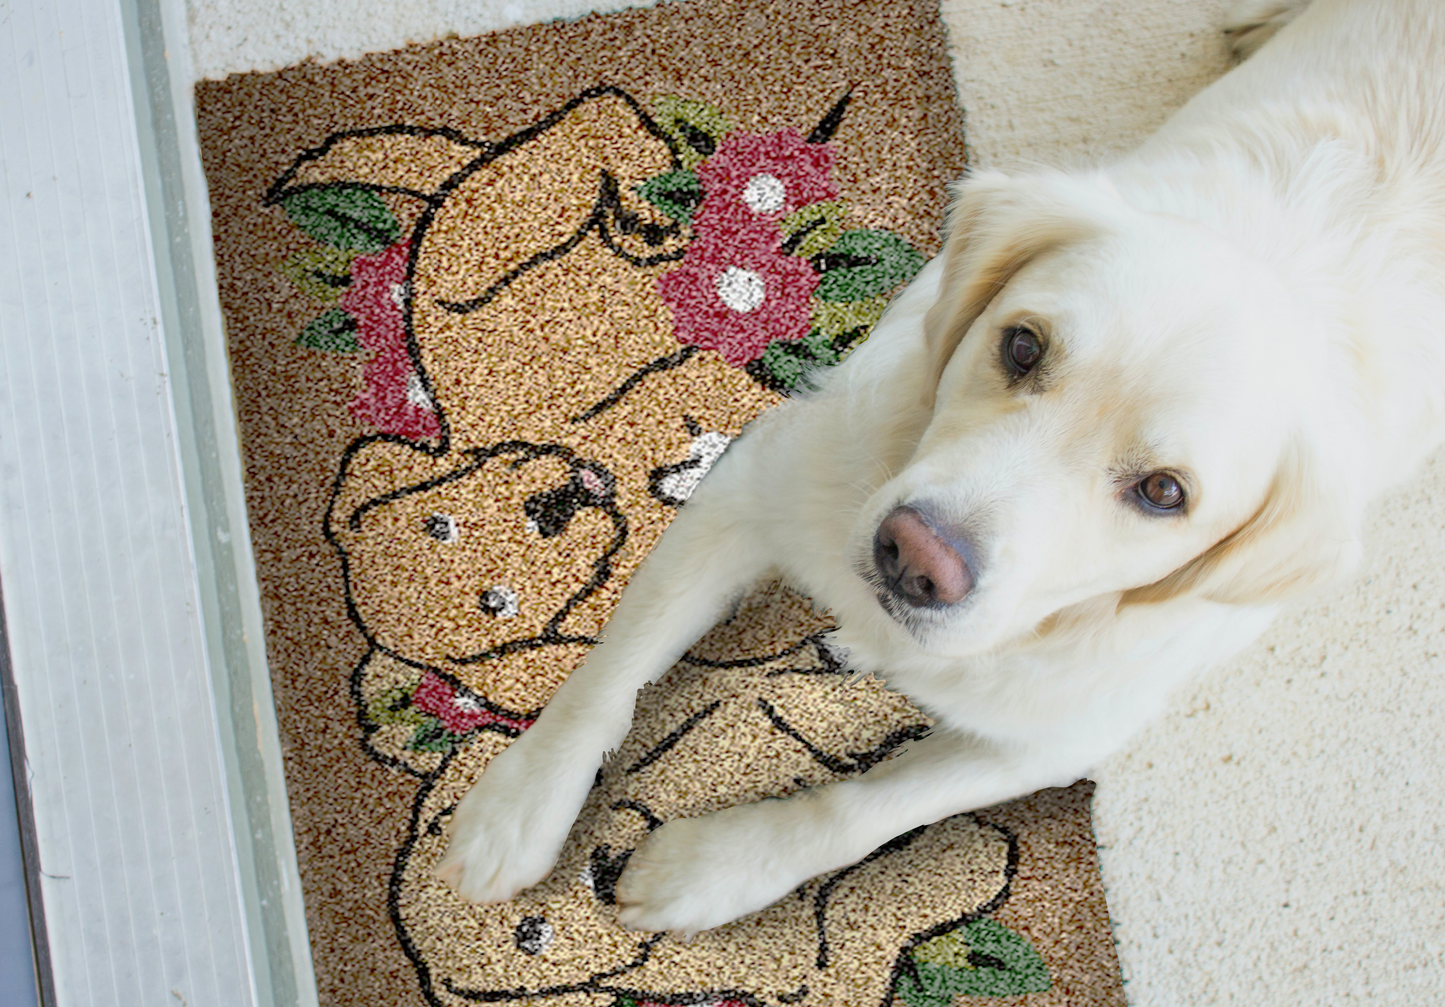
left=641, top=92, right=926, bottom=392
left=693, top=127, right=838, bottom=227
left=271, top=186, right=442, bottom=441
left=341, top=239, right=410, bottom=354
left=340, top=240, right=441, bottom=440
left=657, top=219, right=819, bottom=366
left=350, top=347, right=441, bottom=441
left=411, top=671, right=534, bottom=736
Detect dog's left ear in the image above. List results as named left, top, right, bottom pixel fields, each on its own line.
left=1122, top=436, right=1362, bottom=607
left=921, top=170, right=1123, bottom=405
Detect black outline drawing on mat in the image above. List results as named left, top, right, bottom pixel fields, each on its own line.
left=879, top=824, right=1023, bottom=1007
left=390, top=752, right=1018, bottom=1007
left=756, top=698, right=931, bottom=776
left=623, top=700, right=724, bottom=775
left=266, top=86, right=691, bottom=459
left=325, top=438, right=629, bottom=675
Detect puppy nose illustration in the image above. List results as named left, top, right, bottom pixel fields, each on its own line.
left=873, top=507, right=973, bottom=607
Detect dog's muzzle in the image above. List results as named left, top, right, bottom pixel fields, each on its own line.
left=872, top=506, right=974, bottom=609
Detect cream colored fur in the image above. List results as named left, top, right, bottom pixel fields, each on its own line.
left=438, top=0, right=1445, bottom=936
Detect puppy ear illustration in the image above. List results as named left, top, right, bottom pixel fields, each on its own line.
left=324, top=437, right=449, bottom=550
left=1123, top=435, right=1362, bottom=606
left=267, top=127, right=487, bottom=204
left=422, top=89, right=687, bottom=314
left=921, top=170, right=1125, bottom=404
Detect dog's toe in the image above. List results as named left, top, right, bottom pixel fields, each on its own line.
left=1222, top=0, right=1310, bottom=60
left=435, top=822, right=547, bottom=904
left=613, top=807, right=809, bottom=934
left=434, top=743, right=592, bottom=904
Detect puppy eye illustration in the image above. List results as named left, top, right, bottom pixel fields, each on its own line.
left=479, top=584, right=519, bottom=618
left=1003, top=326, right=1044, bottom=376
left=1137, top=472, right=1185, bottom=511
left=423, top=513, right=459, bottom=543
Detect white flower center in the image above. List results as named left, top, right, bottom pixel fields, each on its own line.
left=742, top=173, right=786, bottom=213
left=452, top=693, right=483, bottom=714
left=715, top=267, right=766, bottom=313
left=406, top=372, right=434, bottom=409
left=389, top=281, right=407, bottom=309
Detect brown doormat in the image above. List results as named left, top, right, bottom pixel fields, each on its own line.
left=194, top=2, right=1124, bottom=1005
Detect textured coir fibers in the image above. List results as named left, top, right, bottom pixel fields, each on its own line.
left=194, top=1, right=1123, bottom=1004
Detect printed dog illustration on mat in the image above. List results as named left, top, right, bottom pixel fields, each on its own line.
left=272, top=85, right=924, bottom=758
left=326, top=438, right=628, bottom=754
left=268, top=89, right=1047, bottom=1005
left=392, top=585, right=1045, bottom=1007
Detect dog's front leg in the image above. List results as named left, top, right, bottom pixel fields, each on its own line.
left=436, top=453, right=774, bottom=904
left=614, top=728, right=1072, bottom=935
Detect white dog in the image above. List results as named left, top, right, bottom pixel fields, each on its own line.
left=438, top=0, right=1445, bottom=935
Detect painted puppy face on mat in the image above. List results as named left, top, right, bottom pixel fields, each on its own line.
left=327, top=440, right=626, bottom=678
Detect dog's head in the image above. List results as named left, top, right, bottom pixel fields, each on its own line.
left=853, top=169, right=1363, bottom=656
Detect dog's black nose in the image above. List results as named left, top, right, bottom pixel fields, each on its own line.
left=873, top=507, right=973, bottom=607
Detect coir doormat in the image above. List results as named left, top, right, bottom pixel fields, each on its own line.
left=194, top=1, right=1124, bottom=1004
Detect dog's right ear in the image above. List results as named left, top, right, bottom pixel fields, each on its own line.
left=921, top=170, right=1122, bottom=406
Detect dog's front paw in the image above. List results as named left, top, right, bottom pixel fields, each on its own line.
left=435, top=740, right=590, bottom=903
left=614, top=801, right=810, bottom=936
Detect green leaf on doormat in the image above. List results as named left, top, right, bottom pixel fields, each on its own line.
left=895, top=919, right=1051, bottom=1005
left=407, top=718, right=458, bottom=754
left=814, top=230, right=925, bottom=302
left=812, top=295, right=889, bottom=341
left=780, top=200, right=846, bottom=259
left=652, top=96, right=731, bottom=169
left=296, top=309, right=360, bottom=353
left=637, top=169, right=703, bottom=221
left=280, top=246, right=356, bottom=302
left=281, top=185, right=401, bottom=254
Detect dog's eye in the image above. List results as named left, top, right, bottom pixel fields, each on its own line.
left=1137, top=472, right=1185, bottom=511
left=1003, top=326, right=1044, bottom=376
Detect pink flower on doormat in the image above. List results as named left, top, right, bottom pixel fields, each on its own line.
left=339, top=240, right=441, bottom=439
left=341, top=239, right=411, bottom=353
left=349, top=349, right=441, bottom=440
left=658, top=220, right=819, bottom=366
left=693, top=128, right=837, bottom=227
left=411, top=672, right=534, bottom=736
